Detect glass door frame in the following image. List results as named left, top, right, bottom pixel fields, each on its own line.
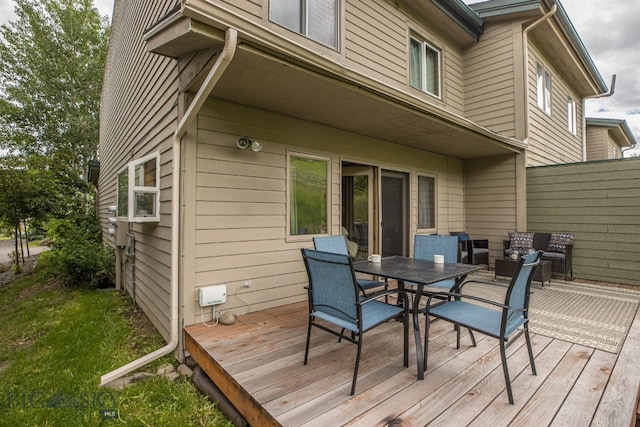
left=341, top=163, right=378, bottom=258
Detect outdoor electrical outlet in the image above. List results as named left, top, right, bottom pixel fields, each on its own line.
left=241, top=281, right=251, bottom=288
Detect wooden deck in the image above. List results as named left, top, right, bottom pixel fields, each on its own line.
left=185, top=295, right=640, bottom=426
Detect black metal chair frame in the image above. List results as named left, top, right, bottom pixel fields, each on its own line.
left=301, top=248, right=410, bottom=395
left=424, top=251, right=542, bottom=404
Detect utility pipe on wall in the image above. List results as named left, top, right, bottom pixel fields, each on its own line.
left=100, top=27, right=238, bottom=386
left=514, top=5, right=557, bottom=231
left=521, top=4, right=557, bottom=145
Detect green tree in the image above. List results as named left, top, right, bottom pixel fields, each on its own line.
left=0, top=0, right=109, bottom=269
left=0, top=0, right=109, bottom=197
left=0, top=154, right=58, bottom=270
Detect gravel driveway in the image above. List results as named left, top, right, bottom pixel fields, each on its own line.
left=0, top=239, right=47, bottom=264
left=0, top=239, right=48, bottom=287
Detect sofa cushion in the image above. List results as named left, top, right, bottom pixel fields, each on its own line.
left=509, top=231, right=534, bottom=251
left=548, top=233, right=574, bottom=254
left=542, top=251, right=565, bottom=260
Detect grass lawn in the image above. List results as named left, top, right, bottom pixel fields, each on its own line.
left=0, top=268, right=233, bottom=426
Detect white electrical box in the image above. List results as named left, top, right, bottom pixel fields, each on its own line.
left=199, top=285, right=227, bottom=307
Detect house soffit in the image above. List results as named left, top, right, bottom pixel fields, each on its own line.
left=143, top=7, right=525, bottom=159
left=191, top=46, right=524, bottom=159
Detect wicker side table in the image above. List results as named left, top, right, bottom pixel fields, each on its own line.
left=495, top=258, right=552, bottom=286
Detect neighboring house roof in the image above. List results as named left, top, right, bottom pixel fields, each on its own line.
left=469, top=0, right=608, bottom=97
left=586, top=118, right=637, bottom=150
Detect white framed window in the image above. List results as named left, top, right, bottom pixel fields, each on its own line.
left=417, top=175, right=436, bottom=230
left=116, top=152, right=160, bottom=222
left=536, top=62, right=552, bottom=115
left=409, top=34, right=441, bottom=98
left=567, top=96, right=577, bottom=135
left=288, top=152, right=330, bottom=237
left=270, top=0, right=339, bottom=49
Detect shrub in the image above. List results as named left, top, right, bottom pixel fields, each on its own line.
left=38, top=215, right=115, bottom=289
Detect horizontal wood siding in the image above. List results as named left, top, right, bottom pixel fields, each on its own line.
left=527, top=158, right=640, bottom=286
left=463, top=155, right=518, bottom=261
left=98, top=0, right=180, bottom=340
left=184, top=98, right=465, bottom=325
left=345, top=0, right=465, bottom=114
left=463, top=22, right=517, bottom=138
left=526, top=45, right=584, bottom=166
left=345, top=0, right=406, bottom=87
left=216, top=0, right=261, bottom=19
left=607, top=140, right=619, bottom=159
left=586, top=127, right=606, bottom=161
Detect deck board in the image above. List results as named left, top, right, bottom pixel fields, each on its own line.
left=184, top=298, right=640, bottom=426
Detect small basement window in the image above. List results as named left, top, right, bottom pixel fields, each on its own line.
left=117, top=152, right=160, bottom=222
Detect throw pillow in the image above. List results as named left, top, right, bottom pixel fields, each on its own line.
left=548, top=233, right=574, bottom=253
left=509, top=231, right=534, bottom=252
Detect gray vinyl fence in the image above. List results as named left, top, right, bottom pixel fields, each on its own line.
left=526, top=157, right=640, bottom=287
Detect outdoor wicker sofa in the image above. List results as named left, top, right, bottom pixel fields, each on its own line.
left=503, top=231, right=574, bottom=280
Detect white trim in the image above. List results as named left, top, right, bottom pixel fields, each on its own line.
left=286, top=150, right=332, bottom=241
left=116, top=152, right=161, bottom=222
left=416, top=173, right=437, bottom=232
left=409, top=33, right=442, bottom=99
left=536, top=62, right=552, bottom=115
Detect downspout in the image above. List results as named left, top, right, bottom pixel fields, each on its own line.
left=582, top=74, right=616, bottom=160
left=100, top=27, right=238, bottom=386
left=522, top=4, right=557, bottom=145
left=517, top=5, right=557, bottom=231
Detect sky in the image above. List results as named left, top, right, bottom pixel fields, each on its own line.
left=0, top=0, right=638, bottom=155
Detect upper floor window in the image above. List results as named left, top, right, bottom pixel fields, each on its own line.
left=536, top=62, right=552, bottom=115
left=567, top=96, right=577, bottom=135
left=288, top=152, right=330, bottom=236
left=270, top=0, right=338, bottom=49
left=117, top=152, right=160, bottom=222
left=409, top=35, right=441, bottom=98
left=417, top=175, right=436, bottom=230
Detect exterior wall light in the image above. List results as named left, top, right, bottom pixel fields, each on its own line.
left=237, top=137, right=263, bottom=152
left=250, top=140, right=262, bottom=152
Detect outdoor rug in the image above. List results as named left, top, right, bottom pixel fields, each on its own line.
left=459, top=271, right=640, bottom=353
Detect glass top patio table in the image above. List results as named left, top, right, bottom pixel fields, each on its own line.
left=353, top=256, right=483, bottom=380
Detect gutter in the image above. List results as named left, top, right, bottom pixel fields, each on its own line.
left=100, top=27, right=238, bottom=386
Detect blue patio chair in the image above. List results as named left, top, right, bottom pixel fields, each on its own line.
left=313, top=236, right=386, bottom=296
left=301, top=248, right=409, bottom=395
left=408, top=235, right=473, bottom=349
left=412, top=235, right=459, bottom=291
left=424, top=250, right=542, bottom=404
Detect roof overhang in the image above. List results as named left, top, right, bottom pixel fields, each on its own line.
left=586, top=118, right=637, bottom=149
left=470, top=0, right=608, bottom=97
left=398, top=0, right=484, bottom=45
left=144, top=6, right=526, bottom=159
